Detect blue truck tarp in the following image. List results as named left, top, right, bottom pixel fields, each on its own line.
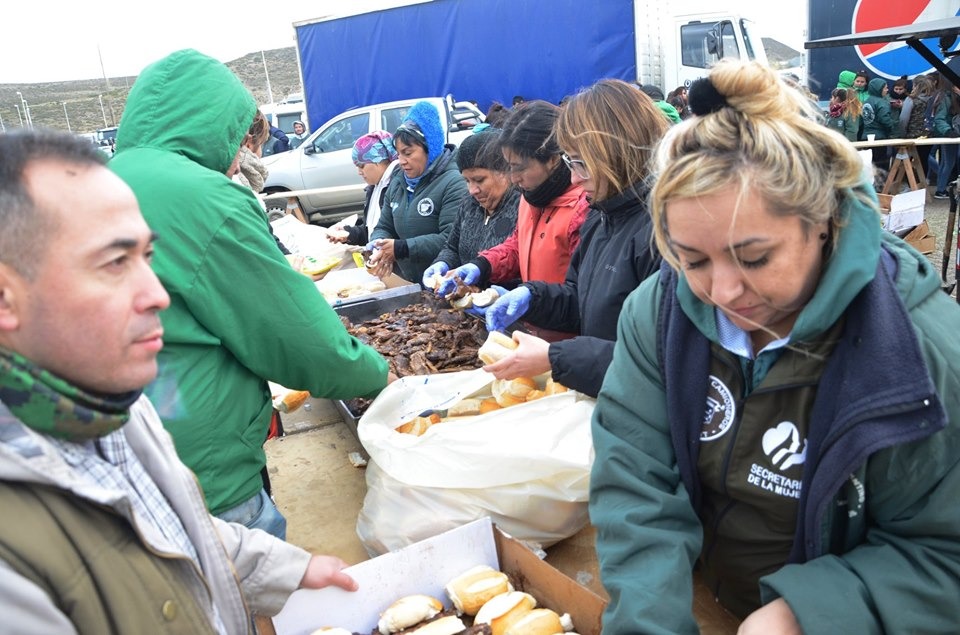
left=296, top=0, right=636, bottom=127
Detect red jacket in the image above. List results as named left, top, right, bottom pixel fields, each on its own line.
left=479, top=184, right=588, bottom=285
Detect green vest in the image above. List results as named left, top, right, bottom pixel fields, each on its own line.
left=0, top=482, right=221, bottom=634
left=697, top=320, right=842, bottom=617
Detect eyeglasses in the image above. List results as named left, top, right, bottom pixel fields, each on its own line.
left=561, top=153, right=590, bottom=180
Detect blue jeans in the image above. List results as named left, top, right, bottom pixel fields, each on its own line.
left=216, top=488, right=287, bottom=540
left=937, top=144, right=959, bottom=192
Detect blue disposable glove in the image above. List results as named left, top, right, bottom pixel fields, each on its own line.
left=465, top=285, right=508, bottom=319
left=363, top=240, right=380, bottom=253
left=436, top=263, right=482, bottom=297
left=486, top=286, right=532, bottom=332
left=422, top=261, right=450, bottom=288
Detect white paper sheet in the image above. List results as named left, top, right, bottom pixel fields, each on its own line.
left=272, top=518, right=499, bottom=635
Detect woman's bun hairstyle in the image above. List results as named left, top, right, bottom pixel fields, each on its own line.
left=650, top=60, right=876, bottom=270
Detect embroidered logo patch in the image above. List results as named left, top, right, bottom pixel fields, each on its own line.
left=417, top=198, right=436, bottom=216
left=701, top=375, right=735, bottom=441
left=746, top=421, right=806, bottom=499
left=761, top=421, right=807, bottom=471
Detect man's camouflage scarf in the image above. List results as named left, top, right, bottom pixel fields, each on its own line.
left=0, top=347, right=140, bottom=441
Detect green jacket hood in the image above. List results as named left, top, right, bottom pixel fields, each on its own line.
left=868, top=78, right=887, bottom=97
left=837, top=70, right=856, bottom=89
left=115, top=49, right=256, bottom=175
left=677, top=183, right=907, bottom=344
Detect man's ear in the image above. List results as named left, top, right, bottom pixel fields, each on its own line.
left=0, top=264, right=24, bottom=332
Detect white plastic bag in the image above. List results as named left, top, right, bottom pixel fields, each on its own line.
left=356, top=370, right=595, bottom=555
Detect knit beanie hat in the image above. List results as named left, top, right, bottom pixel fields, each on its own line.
left=639, top=84, right=665, bottom=101
left=352, top=130, right=398, bottom=166
left=397, top=100, right=445, bottom=166
left=837, top=70, right=856, bottom=89
left=456, top=130, right=507, bottom=172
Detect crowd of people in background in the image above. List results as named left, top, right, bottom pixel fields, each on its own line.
left=827, top=66, right=960, bottom=198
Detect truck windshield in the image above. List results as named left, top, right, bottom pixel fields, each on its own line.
left=680, top=21, right=743, bottom=68
left=741, top=19, right=767, bottom=63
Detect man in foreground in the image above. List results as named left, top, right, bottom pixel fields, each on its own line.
left=0, top=129, right=355, bottom=633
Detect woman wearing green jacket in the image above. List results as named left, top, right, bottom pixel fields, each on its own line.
left=366, top=100, right=468, bottom=283
left=110, top=49, right=390, bottom=539
left=591, top=60, right=960, bottom=634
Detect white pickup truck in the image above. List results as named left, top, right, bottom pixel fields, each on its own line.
left=262, top=95, right=482, bottom=225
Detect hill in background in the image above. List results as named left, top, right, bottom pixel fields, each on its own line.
left=0, top=47, right=301, bottom=135
left=1, top=40, right=803, bottom=136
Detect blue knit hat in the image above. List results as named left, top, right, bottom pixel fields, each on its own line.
left=397, top=100, right=445, bottom=166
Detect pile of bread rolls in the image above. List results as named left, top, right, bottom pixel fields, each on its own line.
left=393, top=332, right=569, bottom=436
left=310, top=565, right=577, bottom=635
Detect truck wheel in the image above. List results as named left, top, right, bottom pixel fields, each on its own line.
left=265, top=200, right=287, bottom=221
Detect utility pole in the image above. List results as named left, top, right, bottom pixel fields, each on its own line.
left=98, top=94, right=108, bottom=128
left=0, top=113, right=5, bottom=132
left=98, top=43, right=112, bottom=92
left=14, top=104, right=23, bottom=126
left=16, top=91, right=30, bottom=128
left=24, top=101, right=33, bottom=129
left=261, top=50, right=275, bottom=106
left=63, top=102, right=72, bottom=132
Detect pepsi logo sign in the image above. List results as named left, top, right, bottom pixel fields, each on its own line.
left=853, top=0, right=960, bottom=78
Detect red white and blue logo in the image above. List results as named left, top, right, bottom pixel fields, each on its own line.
left=853, top=0, right=960, bottom=78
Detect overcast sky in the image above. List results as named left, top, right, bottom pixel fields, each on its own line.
left=1, top=1, right=806, bottom=85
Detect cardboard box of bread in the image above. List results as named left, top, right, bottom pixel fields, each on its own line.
left=271, top=517, right=606, bottom=635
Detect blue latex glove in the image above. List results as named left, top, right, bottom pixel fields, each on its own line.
left=436, top=263, right=481, bottom=297
left=363, top=240, right=380, bottom=253
left=486, top=286, right=532, bottom=332
left=465, top=285, right=508, bottom=319
left=422, top=261, right=450, bottom=288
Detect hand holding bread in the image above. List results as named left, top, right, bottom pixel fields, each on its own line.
left=482, top=331, right=552, bottom=381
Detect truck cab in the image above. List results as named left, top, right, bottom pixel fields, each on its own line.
left=638, top=7, right=768, bottom=92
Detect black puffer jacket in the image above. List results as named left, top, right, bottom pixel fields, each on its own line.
left=522, top=184, right=661, bottom=396
left=434, top=187, right=520, bottom=268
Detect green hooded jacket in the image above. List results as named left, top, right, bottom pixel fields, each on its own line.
left=110, top=50, right=388, bottom=515
left=591, top=187, right=960, bottom=633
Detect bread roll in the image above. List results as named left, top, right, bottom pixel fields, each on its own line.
left=544, top=378, right=568, bottom=396
left=479, top=398, right=502, bottom=414
left=450, top=294, right=474, bottom=310
left=446, top=565, right=513, bottom=616
left=503, top=609, right=564, bottom=635
left=395, top=413, right=441, bottom=436
left=503, top=377, right=537, bottom=399
left=491, top=378, right=537, bottom=408
left=471, top=288, right=500, bottom=308
left=474, top=591, right=537, bottom=635
left=447, top=398, right=483, bottom=417
left=276, top=389, right=310, bottom=413
left=378, top=595, right=444, bottom=635
left=478, top=331, right=519, bottom=365
left=406, top=615, right=467, bottom=635
left=524, top=389, right=546, bottom=402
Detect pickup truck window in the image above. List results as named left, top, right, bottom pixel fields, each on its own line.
left=316, top=112, right=370, bottom=153
left=382, top=107, right=409, bottom=134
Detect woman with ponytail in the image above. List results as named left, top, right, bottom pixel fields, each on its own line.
left=436, top=100, right=590, bottom=340
left=591, top=59, right=960, bottom=634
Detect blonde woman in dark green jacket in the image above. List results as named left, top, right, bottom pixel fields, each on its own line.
left=591, top=60, right=960, bottom=634
left=111, top=49, right=390, bottom=538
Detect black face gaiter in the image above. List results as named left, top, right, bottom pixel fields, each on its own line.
left=522, top=159, right=572, bottom=208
